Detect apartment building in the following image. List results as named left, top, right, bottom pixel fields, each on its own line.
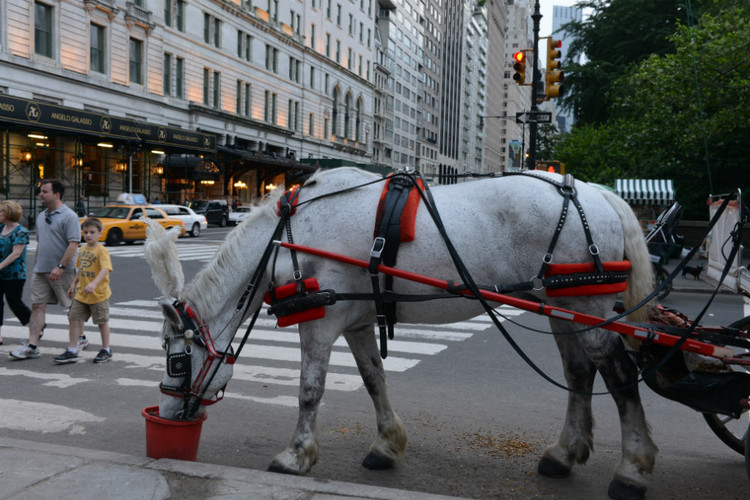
left=0, top=0, right=377, bottom=217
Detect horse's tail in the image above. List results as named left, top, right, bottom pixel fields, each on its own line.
left=600, top=190, right=653, bottom=323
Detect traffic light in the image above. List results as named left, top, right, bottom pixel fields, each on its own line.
left=545, top=38, right=564, bottom=99
left=535, top=161, right=565, bottom=174
left=512, top=51, right=526, bottom=86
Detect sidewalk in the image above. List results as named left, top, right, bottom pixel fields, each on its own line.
left=0, top=437, right=466, bottom=500
left=662, top=253, right=748, bottom=295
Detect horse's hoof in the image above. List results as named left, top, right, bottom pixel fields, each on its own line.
left=608, top=479, right=646, bottom=500
left=537, top=456, right=571, bottom=478
left=267, top=464, right=300, bottom=475
left=362, top=452, right=396, bottom=470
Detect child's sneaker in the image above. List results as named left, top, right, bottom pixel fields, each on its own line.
left=94, top=349, right=112, bottom=363
left=9, top=345, right=40, bottom=360
left=77, top=336, right=89, bottom=351
left=53, top=350, right=78, bottom=364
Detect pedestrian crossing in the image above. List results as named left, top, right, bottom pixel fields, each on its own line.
left=27, top=240, right=222, bottom=262
left=0, top=300, right=527, bottom=407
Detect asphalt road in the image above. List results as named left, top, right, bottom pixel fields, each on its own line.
left=1, top=228, right=749, bottom=499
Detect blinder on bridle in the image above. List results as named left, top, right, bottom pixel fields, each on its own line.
left=158, top=297, right=234, bottom=418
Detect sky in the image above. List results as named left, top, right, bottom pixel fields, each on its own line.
left=540, top=0, right=582, bottom=37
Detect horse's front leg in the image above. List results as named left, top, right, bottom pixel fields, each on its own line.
left=268, top=323, right=334, bottom=475
left=343, top=324, right=407, bottom=470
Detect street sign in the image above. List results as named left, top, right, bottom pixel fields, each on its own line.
left=515, top=111, right=553, bottom=124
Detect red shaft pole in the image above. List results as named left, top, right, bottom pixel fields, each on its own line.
left=275, top=241, right=732, bottom=358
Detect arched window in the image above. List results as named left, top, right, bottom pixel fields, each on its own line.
left=355, top=97, right=363, bottom=142
left=332, top=87, right=340, bottom=136
left=344, top=93, right=352, bottom=139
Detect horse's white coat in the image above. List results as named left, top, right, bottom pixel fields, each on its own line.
left=145, top=168, right=656, bottom=498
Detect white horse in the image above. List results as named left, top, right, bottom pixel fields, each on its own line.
left=145, top=167, right=657, bottom=500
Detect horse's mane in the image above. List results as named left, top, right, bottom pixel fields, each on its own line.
left=180, top=188, right=284, bottom=319
left=181, top=167, right=381, bottom=320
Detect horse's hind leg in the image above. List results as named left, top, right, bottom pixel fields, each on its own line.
left=542, top=317, right=657, bottom=500
left=343, top=324, right=407, bottom=470
left=268, top=323, right=334, bottom=475
left=538, top=326, right=597, bottom=478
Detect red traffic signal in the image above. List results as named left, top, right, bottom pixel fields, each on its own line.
left=512, top=51, right=527, bottom=85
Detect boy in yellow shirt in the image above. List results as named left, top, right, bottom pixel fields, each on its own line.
left=54, top=218, right=113, bottom=364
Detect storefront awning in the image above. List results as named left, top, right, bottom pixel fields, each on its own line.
left=615, top=179, right=675, bottom=205
left=0, top=94, right=215, bottom=153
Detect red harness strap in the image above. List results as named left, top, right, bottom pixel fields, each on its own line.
left=373, top=174, right=425, bottom=242
left=264, top=278, right=326, bottom=327
left=544, top=260, right=631, bottom=297
left=275, top=186, right=302, bottom=216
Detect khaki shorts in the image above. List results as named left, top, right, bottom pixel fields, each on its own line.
left=68, top=298, right=110, bottom=325
left=31, top=272, right=74, bottom=307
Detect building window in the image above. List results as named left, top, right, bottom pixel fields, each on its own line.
left=336, top=3, right=341, bottom=25
left=176, top=0, right=185, bottom=31
left=335, top=40, right=340, bottom=64
left=203, top=68, right=210, bottom=105
left=265, top=44, right=278, bottom=72
left=236, top=80, right=242, bottom=114
left=265, top=90, right=277, bottom=124
left=35, top=2, right=53, bottom=58
left=332, top=87, right=339, bottom=135
left=129, top=38, right=143, bottom=84
left=163, top=53, right=172, bottom=95
left=204, top=14, right=221, bottom=48
left=175, top=57, right=184, bottom=98
left=325, top=33, right=330, bottom=58
left=90, top=23, right=105, bottom=73
left=289, top=57, right=300, bottom=83
left=326, top=0, right=331, bottom=19
left=344, top=93, right=351, bottom=139
left=237, top=32, right=252, bottom=61
left=213, top=71, right=220, bottom=109
left=244, top=83, right=251, bottom=116
left=309, top=66, right=315, bottom=89
left=308, top=112, right=314, bottom=136
left=164, top=0, right=173, bottom=26
left=347, top=48, right=352, bottom=70
left=310, top=24, right=316, bottom=50
left=288, top=99, right=293, bottom=130
left=356, top=99, right=362, bottom=142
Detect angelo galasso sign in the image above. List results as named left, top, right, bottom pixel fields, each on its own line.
left=0, top=94, right=215, bottom=152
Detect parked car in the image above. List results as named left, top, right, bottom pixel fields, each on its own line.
left=228, top=206, right=253, bottom=226
left=159, top=204, right=208, bottom=237
left=83, top=205, right=185, bottom=246
left=188, top=199, right=228, bottom=227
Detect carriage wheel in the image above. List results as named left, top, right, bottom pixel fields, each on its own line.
left=702, top=315, right=750, bottom=456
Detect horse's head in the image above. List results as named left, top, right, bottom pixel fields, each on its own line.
left=144, top=218, right=235, bottom=419
left=156, top=296, right=235, bottom=419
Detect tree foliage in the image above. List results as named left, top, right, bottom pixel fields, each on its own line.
left=553, top=1, right=750, bottom=219
left=560, top=0, right=694, bottom=125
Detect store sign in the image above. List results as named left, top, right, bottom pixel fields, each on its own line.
left=0, top=95, right=215, bottom=152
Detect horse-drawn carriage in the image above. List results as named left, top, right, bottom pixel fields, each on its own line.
left=142, top=168, right=750, bottom=500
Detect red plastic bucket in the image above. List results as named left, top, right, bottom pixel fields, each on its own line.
left=142, top=406, right=207, bottom=461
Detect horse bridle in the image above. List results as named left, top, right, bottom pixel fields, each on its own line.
left=159, top=299, right=237, bottom=418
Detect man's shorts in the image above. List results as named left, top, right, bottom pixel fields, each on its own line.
left=68, top=298, right=110, bottom=325
left=31, top=272, right=74, bottom=307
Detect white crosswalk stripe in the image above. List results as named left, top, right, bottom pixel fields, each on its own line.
left=1, top=301, right=525, bottom=407
left=26, top=240, right=222, bottom=262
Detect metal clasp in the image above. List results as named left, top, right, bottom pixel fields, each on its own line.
left=371, top=237, right=386, bottom=259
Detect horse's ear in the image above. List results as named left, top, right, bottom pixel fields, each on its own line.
left=144, top=218, right=184, bottom=296
left=158, top=297, right=183, bottom=329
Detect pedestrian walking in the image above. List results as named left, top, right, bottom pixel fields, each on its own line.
left=54, top=218, right=113, bottom=364
left=0, top=201, right=32, bottom=345
left=10, top=179, right=84, bottom=360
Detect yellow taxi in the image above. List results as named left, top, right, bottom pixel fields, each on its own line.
left=82, top=205, right=186, bottom=246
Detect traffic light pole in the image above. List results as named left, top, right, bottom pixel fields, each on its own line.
left=527, top=0, right=542, bottom=170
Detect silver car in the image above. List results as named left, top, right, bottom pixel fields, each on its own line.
left=158, top=204, right=208, bottom=237
left=228, top=206, right=253, bottom=226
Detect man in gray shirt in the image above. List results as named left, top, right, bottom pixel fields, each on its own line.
left=10, top=179, right=82, bottom=360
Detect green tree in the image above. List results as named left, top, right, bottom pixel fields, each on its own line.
left=555, top=4, right=750, bottom=219
left=561, top=0, right=699, bottom=125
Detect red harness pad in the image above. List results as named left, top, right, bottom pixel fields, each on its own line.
left=264, top=278, right=325, bottom=327
left=545, top=260, right=631, bottom=297
left=373, top=176, right=425, bottom=242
